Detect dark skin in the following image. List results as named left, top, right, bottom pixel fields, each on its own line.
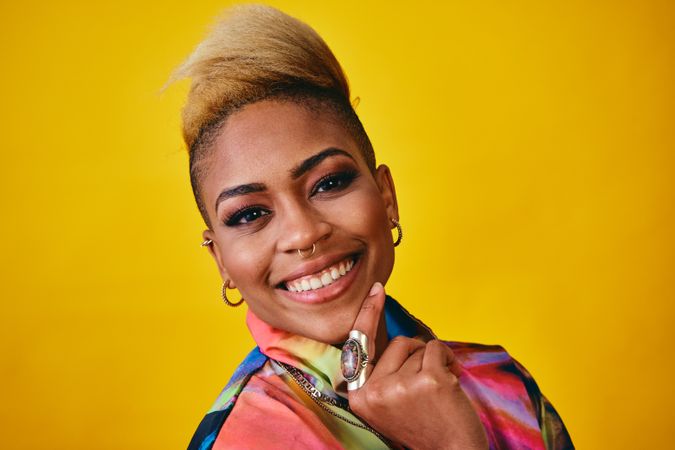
left=199, top=99, right=488, bottom=449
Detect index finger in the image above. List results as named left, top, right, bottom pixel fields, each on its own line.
left=351, top=281, right=386, bottom=361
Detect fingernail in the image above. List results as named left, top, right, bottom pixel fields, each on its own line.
left=369, top=282, right=383, bottom=296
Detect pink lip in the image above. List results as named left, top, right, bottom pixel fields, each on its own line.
left=277, top=256, right=361, bottom=304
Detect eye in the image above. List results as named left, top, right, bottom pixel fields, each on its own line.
left=225, top=205, right=271, bottom=226
left=311, top=170, right=359, bottom=195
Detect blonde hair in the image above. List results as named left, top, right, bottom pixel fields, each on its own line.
left=167, top=4, right=375, bottom=227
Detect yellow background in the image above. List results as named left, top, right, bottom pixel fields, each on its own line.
left=1, top=0, right=673, bottom=448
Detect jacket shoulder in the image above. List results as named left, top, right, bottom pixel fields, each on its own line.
left=187, top=347, right=268, bottom=450
left=443, top=340, right=514, bottom=369
left=443, top=341, right=574, bottom=449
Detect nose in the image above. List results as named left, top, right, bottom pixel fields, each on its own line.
left=276, top=201, right=332, bottom=254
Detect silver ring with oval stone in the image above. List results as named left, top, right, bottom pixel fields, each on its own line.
left=341, top=329, right=370, bottom=391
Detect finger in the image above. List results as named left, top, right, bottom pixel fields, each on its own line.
left=350, top=282, right=386, bottom=362
left=446, top=347, right=463, bottom=378
left=421, top=340, right=450, bottom=372
left=421, top=340, right=463, bottom=378
left=398, top=345, right=425, bottom=374
left=369, top=336, right=426, bottom=380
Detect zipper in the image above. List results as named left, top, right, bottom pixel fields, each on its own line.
left=274, top=360, right=393, bottom=449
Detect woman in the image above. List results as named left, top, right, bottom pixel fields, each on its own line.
left=169, top=5, right=573, bottom=449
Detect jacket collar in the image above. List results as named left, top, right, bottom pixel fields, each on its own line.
left=246, top=295, right=435, bottom=399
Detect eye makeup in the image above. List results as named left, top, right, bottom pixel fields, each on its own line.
left=310, top=169, right=360, bottom=196
left=220, top=155, right=362, bottom=228
left=224, top=204, right=271, bottom=227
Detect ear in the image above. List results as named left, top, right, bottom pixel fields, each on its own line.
left=374, top=164, right=399, bottom=224
left=202, top=229, right=236, bottom=288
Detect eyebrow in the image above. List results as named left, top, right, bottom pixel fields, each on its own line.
left=214, top=182, right=267, bottom=212
left=214, top=147, right=356, bottom=212
left=290, top=147, right=355, bottom=180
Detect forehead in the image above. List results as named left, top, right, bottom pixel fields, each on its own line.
left=206, top=100, right=363, bottom=184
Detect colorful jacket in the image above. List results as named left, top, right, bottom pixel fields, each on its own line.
left=188, top=296, right=574, bottom=449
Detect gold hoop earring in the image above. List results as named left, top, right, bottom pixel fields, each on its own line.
left=297, top=243, right=316, bottom=259
left=201, top=239, right=213, bottom=247
left=221, top=280, right=245, bottom=307
left=391, top=218, right=403, bottom=247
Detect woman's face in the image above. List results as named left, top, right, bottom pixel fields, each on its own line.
left=201, top=99, right=398, bottom=344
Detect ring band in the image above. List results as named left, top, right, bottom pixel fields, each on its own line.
left=341, top=329, right=369, bottom=391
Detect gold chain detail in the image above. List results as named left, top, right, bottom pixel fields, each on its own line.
left=274, top=360, right=393, bottom=449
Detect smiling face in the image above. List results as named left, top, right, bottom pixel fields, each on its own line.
left=200, top=99, right=398, bottom=344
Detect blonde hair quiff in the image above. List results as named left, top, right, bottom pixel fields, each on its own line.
left=166, top=4, right=375, bottom=227
left=168, top=4, right=351, bottom=151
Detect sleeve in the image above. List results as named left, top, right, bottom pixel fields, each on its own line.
left=511, top=358, right=575, bottom=450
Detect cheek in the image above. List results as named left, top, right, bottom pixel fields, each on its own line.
left=334, top=189, right=394, bottom=272
left=220, top=238, right=271, bottom=291
left=355, top=190, right=396, bottom=273
left=346, top=189, right=390, bottom=236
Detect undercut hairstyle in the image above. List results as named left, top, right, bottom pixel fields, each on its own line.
left=166, top=4, right=375, bottom=228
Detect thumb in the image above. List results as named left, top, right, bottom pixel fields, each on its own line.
left=350, top=282, right=386, bottom=363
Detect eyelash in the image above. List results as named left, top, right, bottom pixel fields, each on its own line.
left=225, top=204, right=271, bottom=227
left=224, top=169, right=359, bottom=227
left=311, top=169, right=359, bottom=196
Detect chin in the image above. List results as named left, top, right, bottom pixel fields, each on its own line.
left=323, top=329, right=351, bottom=345
left=295, top=316, right=353, bottom=345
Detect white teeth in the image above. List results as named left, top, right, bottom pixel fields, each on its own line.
left=321, top=272, right=333, bottom=286
left=285, top=258, right=356, bottom=292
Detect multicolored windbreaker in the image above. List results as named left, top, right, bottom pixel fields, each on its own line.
left=187, top=296, right=573, bottom=449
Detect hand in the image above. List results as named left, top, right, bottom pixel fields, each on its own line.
left=347, top=282, right=489, bottom=450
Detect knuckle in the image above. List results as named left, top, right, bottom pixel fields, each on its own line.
left=418, top=372, right=443, bottom=391
left=446, top=372, right=460, bottom=388
left=392, top=379, right=408, bottom=397
left=364, top=382, right=387, bottom=407
left=360, top=300, right=376, bottom=312
left=427, top=339, right=443, bottom=348
left=448, top=373, right=460, bottom=388
left=429, top=339, right=450, bottom=353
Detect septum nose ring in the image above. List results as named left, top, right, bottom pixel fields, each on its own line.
left=297, top=243, right=316, bottom=258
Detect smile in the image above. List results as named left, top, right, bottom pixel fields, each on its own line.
left=284, top=256, right=355, bottom=292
